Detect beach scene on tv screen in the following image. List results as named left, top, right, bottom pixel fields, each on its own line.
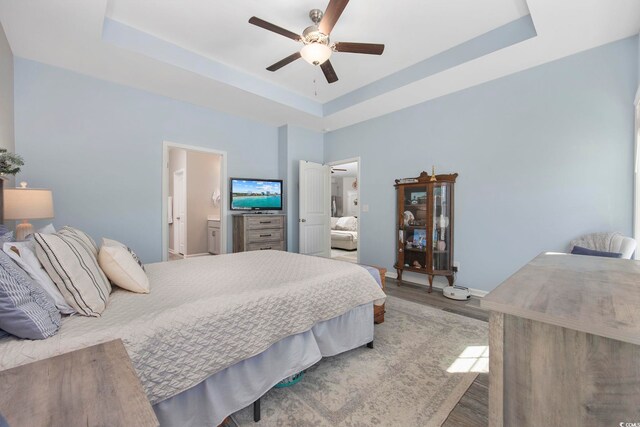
left=232, top=180, right=282, bottom=209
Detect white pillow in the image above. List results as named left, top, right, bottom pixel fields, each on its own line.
left=3, top=241, right=76, bottom=314
left=98, top=238, right=149, bottom=294
left=34, top=231, right=111, bottom=317
left=37, top=223, right=56, bottom=235
left=336, top=216, right=357, bottom=231
left=330, top=217, right=340, bottom=230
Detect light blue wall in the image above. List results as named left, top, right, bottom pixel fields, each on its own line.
left=325, top=36, right=638, bottom=292
left=0, top=22, right=13, bottom=152
left=278, top=125, right=324, bottom=252
left=637, top=34, right=640, bottom=99
left=324, top=15, right=536, bottom=116
left=14, top=58, right=280, bottom=263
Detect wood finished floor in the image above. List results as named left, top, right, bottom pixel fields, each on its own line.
left=385, top=277, right=489, bottom=427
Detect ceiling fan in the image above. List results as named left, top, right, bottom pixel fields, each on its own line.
left=248, top=0, right=385, bottom=84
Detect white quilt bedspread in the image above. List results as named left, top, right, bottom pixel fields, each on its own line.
left=0, top=251, right=385, bottom=404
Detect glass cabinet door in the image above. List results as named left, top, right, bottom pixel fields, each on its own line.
left=400, top=185, right=428, bottom=271
left=432, top=183, right=452, bottom=272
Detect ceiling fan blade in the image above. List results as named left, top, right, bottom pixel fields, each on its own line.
left=332, top=168, right=347, bottom=171
left=318, top=0, right=349, bottom=35
left=249, top=17, right=301, bottom=42
left=334, top=42, right=385, bottom=55
left=320, top=60, right=338, bottom=84
left=266, top=52, right=302, bottom=71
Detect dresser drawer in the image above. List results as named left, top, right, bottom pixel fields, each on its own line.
left=245, top=216, right=284, bottom=230
left=246, top=241, right=285, bottom=251
left=247, top=228, right=284, bottom=243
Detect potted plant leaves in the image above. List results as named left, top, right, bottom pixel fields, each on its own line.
left=0, top=149, right=25, bottom=223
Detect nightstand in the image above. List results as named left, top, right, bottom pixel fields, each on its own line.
left=0, top=339, right=158, bottom=427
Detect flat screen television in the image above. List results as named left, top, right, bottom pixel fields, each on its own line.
left=230, top=178, right=283, bottom=211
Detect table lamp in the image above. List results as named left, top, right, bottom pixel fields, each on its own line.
left=4, top=182, right=54, bottom=240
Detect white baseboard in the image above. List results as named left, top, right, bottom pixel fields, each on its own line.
left=384, top=271, right=488, bottom=298
left=168, top=248, right=179, bottom=255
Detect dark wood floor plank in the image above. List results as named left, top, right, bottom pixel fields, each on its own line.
left=385, top=278, right=488, bottom=322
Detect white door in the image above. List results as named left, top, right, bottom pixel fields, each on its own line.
left=173, top=170, right=186, bottom=255
left=299, top=160, right=331, bottom=257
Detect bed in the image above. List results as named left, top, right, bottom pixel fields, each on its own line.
left=0, top=250, right=385, bottom=426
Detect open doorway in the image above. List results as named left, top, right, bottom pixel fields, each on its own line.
left=329, top=159, right=360, bottom=263
left=162, top=142, right=227, bottom=262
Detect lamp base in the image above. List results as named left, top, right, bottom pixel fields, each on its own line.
left=16, top=221, right=34, bottom=241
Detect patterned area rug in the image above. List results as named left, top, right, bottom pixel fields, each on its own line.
left=232, top=296, right=488, bottom=426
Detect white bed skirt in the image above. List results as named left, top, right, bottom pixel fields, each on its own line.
left=153, top=302, right=374, bottom=427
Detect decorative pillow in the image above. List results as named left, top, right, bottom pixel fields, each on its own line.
left=0, top=231, right=16, bottom=244
left=571, top=245, right=623, bottom=258
left=98, top=238, right=149, bottom=294
left=336, top=216, right=358, bottom=231
left=330, top=217, right=340, bottom=230
left=3, top=241, right=76, bottom=314
left=0, top=250, right=61, bottom=339
left=59, top=226, right=99, bottom=257
left=34, top=231, right=111, bottom=317
left=0, top=227, right=14, bottom=245
left=37, top=223, right=56, bottom=235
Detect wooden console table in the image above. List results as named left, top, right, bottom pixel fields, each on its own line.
left=482, top=253, right=640, bottom=426
left=0, top=339, right=158, bottom=427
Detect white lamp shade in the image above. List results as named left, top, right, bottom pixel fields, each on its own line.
left=300, top=43, right=332, bottom=65
left=4, top=188, right=54, bottom=220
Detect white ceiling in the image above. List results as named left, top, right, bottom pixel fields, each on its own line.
left=331, top=161, right=358, bottom=177
left=0, top=0, right=639, bottom=132
left=105, top=0, right=529, bottom=103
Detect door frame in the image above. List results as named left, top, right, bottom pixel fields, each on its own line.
left=634, top=100, right=640, bottom=259
left=328, top=157, right=361, bottom=264
left=162, top=141, right=228, bottom=261
left=172, top=168, right=187, bottom=255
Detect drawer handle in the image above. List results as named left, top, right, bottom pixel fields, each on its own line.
left=260, top=247, right=272, bottom=250
left=259, top=221, right=272, bottom=224
left=260, top=234, right=272, bottom=237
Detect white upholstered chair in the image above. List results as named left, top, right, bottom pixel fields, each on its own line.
left=569, top=232, right=637, bottom=259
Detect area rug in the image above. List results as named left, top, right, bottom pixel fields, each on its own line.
left=232, top=296, right=488, bottom=426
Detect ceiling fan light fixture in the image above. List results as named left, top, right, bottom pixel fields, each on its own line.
left=300, top=43, right=332, bottom=66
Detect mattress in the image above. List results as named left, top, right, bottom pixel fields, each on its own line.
left=0, top=251, right=385, bottom=405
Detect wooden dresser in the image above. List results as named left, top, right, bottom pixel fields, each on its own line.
left=233, top=214, right=287, bottom=252
left=0, top=339, right=158, bottom=427
left=482, top=253, right=640, bottom=426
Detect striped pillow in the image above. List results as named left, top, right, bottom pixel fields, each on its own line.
left=0, top=250, right=60, bottom=339
left=34, top=230, right=111, bottom=317
left=59, top=226, right=99, bottom=258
